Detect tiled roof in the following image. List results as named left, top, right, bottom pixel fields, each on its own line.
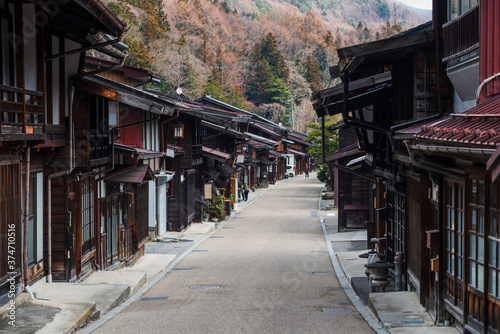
left=416, top=94, right=500, bottom=146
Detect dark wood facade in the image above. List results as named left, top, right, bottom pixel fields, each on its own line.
left=313, top=1, right=500, bottom=333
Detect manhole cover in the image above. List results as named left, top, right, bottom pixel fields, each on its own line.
left=140, top=297, right=167, bottom=301
left=190, top=286, right=220, bottom=290
left=312, top=251, right=329, bottom=253
left=172, top=267, right=193, bottom=271
left=322, top=308, right=352, bottom=313
left=222, top=227, right=234, bottom=229
left=310, top=211, right=318, bottom=217
left=210, top=236, right=224, bottom=239
left=192, top=250, right=208, bottom=252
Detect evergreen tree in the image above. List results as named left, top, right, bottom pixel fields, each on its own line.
left=248, top=33, right=290, bottom=105
left=226, top=88, right=248, bottom=110
left=181, top=52, right=199, bottom=95
left=304, top=55, right=321, bottom=92
left=123, top=37, right=153, bottom=69
left=198, top=34, right=209, bottom=63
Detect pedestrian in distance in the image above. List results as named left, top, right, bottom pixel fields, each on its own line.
left=238, top=180, right=242, bottom=201
left=305, top=165, right=309, bottom=178
left=242, top=183, right=250, bottom=201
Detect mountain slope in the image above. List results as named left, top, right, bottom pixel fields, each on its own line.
left=102, top=0, right=430, bottom=131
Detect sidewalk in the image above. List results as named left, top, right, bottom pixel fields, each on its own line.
left=0, top=181, right=273, bottom=334
left=320, top=204, right=460, bottom=334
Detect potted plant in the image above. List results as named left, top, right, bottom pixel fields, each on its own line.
left=209, top=194, right=225, bottom=221
left=203, top=213, right=209, bottom=222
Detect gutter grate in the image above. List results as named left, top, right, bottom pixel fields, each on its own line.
left=312, top=251, right=329, bottom=253
left=222, top=227, right=234, bottom=229
left=192, top=250, right=208, bottom=252
left=172, top=267, right=193, bottom=271
left=210, top=236, right=224, bottom=239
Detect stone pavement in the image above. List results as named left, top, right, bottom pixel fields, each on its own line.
left=0, top=179, right=272, bottom=334
left=0, top=178, right=461, bottom=334
left=321, top=203, right=461, bottom=334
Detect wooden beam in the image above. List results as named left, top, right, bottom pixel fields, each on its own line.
left=14, top=2, right=26, bottom=132
left=73, top=79, right=118, bottom=100
left=338, top=30, right=435, bottom=60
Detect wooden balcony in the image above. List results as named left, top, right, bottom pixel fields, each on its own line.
left=443, top=5, right=479, bottom=62
left=0, top=84, right=46, bottom=141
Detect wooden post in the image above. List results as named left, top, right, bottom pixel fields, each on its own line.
left=14, top=2, right=26, bottom=132
left=23, top=147, right=30, bottom=288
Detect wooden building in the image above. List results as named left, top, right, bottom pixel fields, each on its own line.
left=0, top=0, right=127, bottom=302
left=314, top=1, right=500, bottom=333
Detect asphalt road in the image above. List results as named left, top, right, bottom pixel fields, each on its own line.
left=92, top=175, right=375, bottom=334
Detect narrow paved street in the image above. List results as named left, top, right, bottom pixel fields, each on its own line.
left=92, top=175, right=374, bottom=333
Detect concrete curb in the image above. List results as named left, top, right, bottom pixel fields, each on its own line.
left=79, top=184, right=272, bottom=334
left=320, top=215, right=389, bottom=334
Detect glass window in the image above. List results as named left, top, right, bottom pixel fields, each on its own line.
left=490, top=240, right=497, bottom=267
left=470, top=235, right=476, bottom=259
left=470, top=262, right=477, bottom=288
left=489, top=270, right=497, bottom=297
left=450, top=0, right=459, bottom=20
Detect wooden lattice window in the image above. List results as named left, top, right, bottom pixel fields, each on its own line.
left=445, top=180, right=465, bottom=307
left=81, top=178, right=95, bottom=255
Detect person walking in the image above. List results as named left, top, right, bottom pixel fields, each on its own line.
left=242, top=183, right=250, bottom=201
left=305, top=165, right=310, bottom=178
left=238, top=180, right=242, bottom=201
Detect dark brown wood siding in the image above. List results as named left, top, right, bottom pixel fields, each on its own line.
left=0, top=160, right=22, bottom=299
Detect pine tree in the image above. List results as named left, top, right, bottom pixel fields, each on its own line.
left=248, top=33, right=290, bottom=105
left=123, top=37, right=153, bottom=69
left=198, top=34, right=209, bottom=63
left=304, top=55, right=321, bottom=92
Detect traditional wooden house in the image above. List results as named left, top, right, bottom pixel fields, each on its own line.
left=324, top=122, right=373, bottom=231
left=401, top=1, right=500, bottom=332
left=195, top=95, right=286, bottom=188
left=287, top=130, right=311, bottom=176
left=315, top=1, right=500, bottom=332
left=75, top=65, right=184, bottom=269
left=313, top=0, right=453, bottom=322
left=0, top=0, right=127, bottom=303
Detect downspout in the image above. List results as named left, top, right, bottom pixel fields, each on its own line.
left=476, top=73, right=500, bottom=103
left=23, top=147, right=34, bottom=299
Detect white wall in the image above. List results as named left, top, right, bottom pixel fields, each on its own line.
left=148, top=180, right=156, bottom=229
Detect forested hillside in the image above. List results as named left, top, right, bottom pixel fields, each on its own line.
left=101, top=0, right=430, bottom=131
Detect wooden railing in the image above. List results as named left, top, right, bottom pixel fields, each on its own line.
left=443, top=5, right=479, bottom=62
left=0, top=84, right=44, bottom=135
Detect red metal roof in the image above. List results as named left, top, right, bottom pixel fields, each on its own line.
left=416, top=94, right=500, bottom=146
